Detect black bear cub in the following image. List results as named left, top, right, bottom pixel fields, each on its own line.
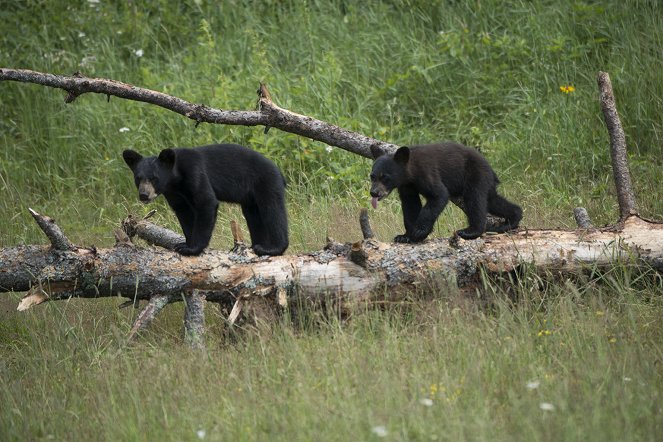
left=123, top=143, right=288, bottom=257
left=370, top=142, right=521, bottom=243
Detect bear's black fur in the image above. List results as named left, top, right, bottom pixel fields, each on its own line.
left=123, top=143, right=288, bottom=256
left=370, top=142, right=521, bottom=243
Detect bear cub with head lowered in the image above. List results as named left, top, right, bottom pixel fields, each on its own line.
left=123, top=144, right=288, bottom=256
left=370, top=142, right=521, bottom=243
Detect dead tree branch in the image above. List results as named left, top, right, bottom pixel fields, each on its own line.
left=598, top=71, right=638, bottom=220
left=0, top=68, right=397, bottom=158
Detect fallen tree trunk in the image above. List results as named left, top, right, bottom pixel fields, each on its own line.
left=3, top=210, right=662, bottom=309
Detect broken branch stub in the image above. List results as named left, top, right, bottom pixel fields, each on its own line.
left=28, top=208, right=75, bottom=251
left=598, top=71, right=638, bottom=220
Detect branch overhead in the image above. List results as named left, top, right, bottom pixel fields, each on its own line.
left=0, top=68, right=397, bottom=158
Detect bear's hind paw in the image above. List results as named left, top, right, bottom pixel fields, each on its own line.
left=174, top=242, right=204, bottom=256
left=394, top=234, right=411, bottom=243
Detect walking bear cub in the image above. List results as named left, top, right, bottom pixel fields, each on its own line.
left=370, top=142, right=521, bottom=243
left=123, top=143, right=288, bottom=257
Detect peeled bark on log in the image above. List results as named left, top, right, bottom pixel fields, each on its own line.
left=3, top=211, right=662, bottom=314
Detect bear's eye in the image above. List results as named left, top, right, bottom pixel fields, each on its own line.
left=370, top=173, right=377, bottom=181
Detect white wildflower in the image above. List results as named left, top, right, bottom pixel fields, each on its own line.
left=539, top=402, right=555, bottom=411
left=78, top=32, right=86, bottom=38
left=79, top=55, right=97, bottom=67
left=372, top=426, right=388, bottom=437
left=196, top=429, right=206, bottom=439
left=325, top=146, right=333, bottom=153
left=134, top=49, right=144, bottom=57
left=526, top=380, right=540, bottom=390
left=419, top=398, right=433, bottom=407
left=119, top=127, right=130, bottom=133
left=623, top=377, right=632, bottom=382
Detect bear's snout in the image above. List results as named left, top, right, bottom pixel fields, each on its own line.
left=137, top=180, right=158, bottom=203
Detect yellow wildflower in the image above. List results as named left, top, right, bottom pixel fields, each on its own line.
left=560, top=85, right=576, bottom=94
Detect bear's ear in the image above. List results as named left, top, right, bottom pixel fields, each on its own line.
left=370, top=144, right=385, bottom=160
left=394, top=146, right=410, bottom=165
left=158, top=149, right=176, bottom=168
left=122, top=149, right=143, bottom=170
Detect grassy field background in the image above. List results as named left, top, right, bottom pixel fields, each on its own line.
left=1, top=0, right=662, bottom=440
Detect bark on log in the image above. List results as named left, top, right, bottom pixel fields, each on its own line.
left=3, top=211, right=662, bottom=316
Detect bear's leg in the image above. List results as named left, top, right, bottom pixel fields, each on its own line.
left=167, top=195, right=195, bottom=249
left=487, top=191, right=522, bottom=233
left=408, top=186, right=449, bottom=242
left=395, top=188, right=422, bottom=243
left=174, top=200, right=219, bottom=256
left=251, top=195, right=289, bottom=256
left=241, top=203, right=266, bottom=249
left=457, top=186, right=488, bottom=240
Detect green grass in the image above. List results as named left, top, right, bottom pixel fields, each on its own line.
left=1, top=0, right=663, bottom=440
left=1, top=267, right=661, bottom=441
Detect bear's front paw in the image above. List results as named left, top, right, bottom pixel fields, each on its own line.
left=408, top=229, right=430, bottom=242
left=394, top=234, right=411, bottom=243
left=174, top=242, right=203, bottom=256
